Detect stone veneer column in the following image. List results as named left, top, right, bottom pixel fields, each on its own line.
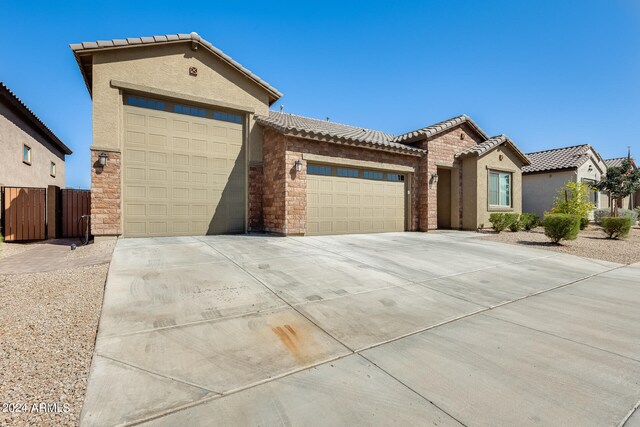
left=284, top=150, right=306, bottom=235
left=90, top=149, right=121, bottom=240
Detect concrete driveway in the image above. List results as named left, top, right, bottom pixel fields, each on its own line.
left=81, top=232, right=640, bottom=426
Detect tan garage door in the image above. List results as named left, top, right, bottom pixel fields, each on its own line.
left=122, top=95, right=245, bottom=237
left=306, top=164, right=406, bottom=235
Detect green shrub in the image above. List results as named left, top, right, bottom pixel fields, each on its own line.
left=506, top=213, right=521, bottom=232
left=543, top=214, right=581, bottom=244
left=601, top=216, right=632, bottom=239
left=489, top=213, right=510, bottom=233
left=520, top=213, right=541, bottom=230
left=489, top=213, right=520, bottom=233
left=580, top=217, right=590, bottom=230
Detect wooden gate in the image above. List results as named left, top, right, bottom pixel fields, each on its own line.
left=61, top=189, right=91, bottom=238
left=2, top=187, right=47, bottom=242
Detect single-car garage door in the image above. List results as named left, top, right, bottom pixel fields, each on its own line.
left=122, top=95, right=245, bottom=237
left=306, top=164, right=406, bottom=235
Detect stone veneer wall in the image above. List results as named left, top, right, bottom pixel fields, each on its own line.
left=262, top=128, right=424, bottom=235
left=418, top=124, right=484, bottom=230
left=90, top=149, right=121, bottom=237
left=248, top=164, right=264, bottom=231
left=262, top=129, right=287, bottom=233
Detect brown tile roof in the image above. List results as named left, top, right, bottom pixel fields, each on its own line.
left=0, top=82, right=72, bottom=155
left=393, top=114, right=489, bottom=143
left=455, top=134, right=531, bottom=165
left=522, top=144, right=594, bottom=173
left=70, top=32, right=282, bottom=104
left=255, top=111, right=426, bottom=155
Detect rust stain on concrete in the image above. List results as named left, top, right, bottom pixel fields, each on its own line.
left=271, top=324, right=308, bottom=364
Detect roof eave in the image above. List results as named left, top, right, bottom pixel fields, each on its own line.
left=0, top=84, right=72, bottom=155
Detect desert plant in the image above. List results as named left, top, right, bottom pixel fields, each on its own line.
left=552, top=181, right=595, bottom=229
left=592, top=158, right=640, bottom=217
left=593, top=208, right=610, bottom=225
left=601, top=216, right=632, bottom=239
left=520, top=213, right=541, bottom=230
left=506, top=213, right=522, bottom=232
left=619, top=208, right=639, bottom=224
left=580, top=217, right=590, bottom=230
left=543, top=214, right=581, bottom=244
left=489, top=213, right=510, bottom=233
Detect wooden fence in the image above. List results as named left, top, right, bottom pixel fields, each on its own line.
left=2, top=187, right=47, bottom=241
left=61, top=189, right=91, bottom=238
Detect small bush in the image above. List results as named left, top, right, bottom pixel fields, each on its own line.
left=520, top=213, right=541, bottom=230
left=601, top=216, right=632, bottom=239
left=593, top=208, right=610, bottom=225
left=506, top=213, right=522, bottom=232
left=489, top=213, right=509, bottom=233
left=620, top=208, right=638, bottom=224
left=580, top=217, right=589, bottom=230
left=543, top=214, right=581, bottom=244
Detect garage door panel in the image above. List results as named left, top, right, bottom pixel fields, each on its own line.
left=307, top=171, right=405, bottom=236
left=123, top=103, right=245, bottom=237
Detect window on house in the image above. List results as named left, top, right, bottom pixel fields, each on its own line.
left=489, top=171, right=511, bottom=207
left=126, top=96, right=165, bottom=111
left=363, top=170, right=384, bottom=180
left=23, top=144, right=31, bottom=164
left=307, top=164, right=332, bottom=175
left=581, top=178, right=599, bottom=206
left=387, top=173, right=405, bottom=182
left=174, top=104, right=206, bottom=118
left=337, top=168, right=359, bottom=177
left=213, top=111, right=243, bottom=124
left=50, top=161, right=56, bottom=177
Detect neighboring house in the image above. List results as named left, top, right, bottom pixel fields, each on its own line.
left=603, top=157, right=639, bottom=210
left=522, top=144, right=606, bottom=217
left=70, top=32, right=529, bottom=239
left=0, top=82, right=72, bottom=188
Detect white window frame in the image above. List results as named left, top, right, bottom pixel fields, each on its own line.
left=489, top=170, right=512, bottom=208
left=23, top=144, right=31, bottom=165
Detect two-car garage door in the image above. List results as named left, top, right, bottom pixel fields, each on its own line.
left=122, top=95, right=245, bottom=237
left=306, top=164, right=406, bottom=235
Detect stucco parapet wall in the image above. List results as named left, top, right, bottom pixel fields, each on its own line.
left=110, top=80, right=256, bottom=113
left=302, top=153, right=416, bottom=172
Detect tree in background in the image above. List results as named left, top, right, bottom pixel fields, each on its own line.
left=592, top=158, right=640, bottom=217
left=552, top=180, right=595, bottom=229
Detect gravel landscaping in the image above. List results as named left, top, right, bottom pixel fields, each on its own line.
left=0, top=241, right=113, bottom=427
left=0, top=240, right=41, bottom=260
left=482, top=224, right=640, bottom=264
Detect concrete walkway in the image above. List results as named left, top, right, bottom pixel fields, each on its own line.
left=0, top=239, right=112, bottom=274
left=81, top=232, right=640, bottom=426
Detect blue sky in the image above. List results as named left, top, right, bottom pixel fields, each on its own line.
left=1, top=0, right=639, bottom=188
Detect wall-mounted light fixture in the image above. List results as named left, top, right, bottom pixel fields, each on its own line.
left=430, top=173, right=439, bottom=188
left=295, top=159, right=303, bottom=172
left=98, top=152, right=109, bottom=167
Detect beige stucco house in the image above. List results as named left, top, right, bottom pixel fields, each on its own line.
left=71, top=32, right=530, bottom=239
left=0, top=82, right=71, bottom=188
left=522, top=144, right=607, bottom=217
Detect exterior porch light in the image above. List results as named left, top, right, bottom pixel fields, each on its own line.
left=295, top=159, right=303, bottom=172
left=98, top=152, right=109, bottom=166
left=430, top=173, right=439, bottom=188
